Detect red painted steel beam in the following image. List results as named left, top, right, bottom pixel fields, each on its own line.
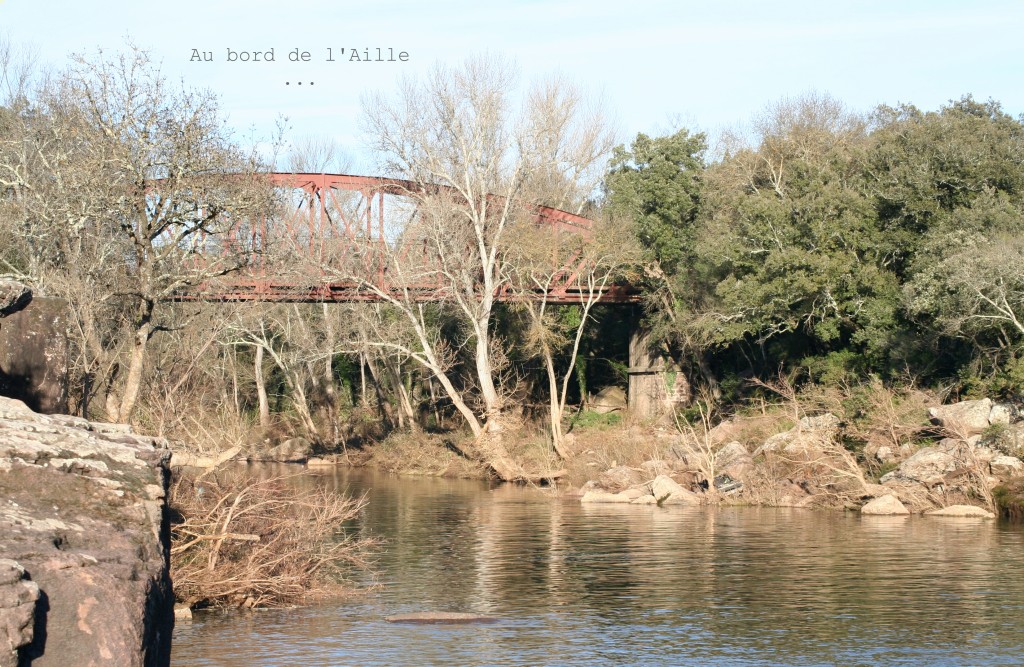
left=173, top=172, right=637, bottom=304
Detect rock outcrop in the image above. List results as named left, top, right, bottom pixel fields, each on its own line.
left=0, top=396, right=173, bottom=666
left=754, top=413, right=841, bottom=457
left=0, top=281, right=70, bottom=415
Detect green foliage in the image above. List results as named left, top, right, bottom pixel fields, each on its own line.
left=992, top=478, right=1024, bottom=521
left=569, top=410, right=622, bottom=430
left=604, top=94, right=1024, bottom=398
left=605, top=129, right=707, bottom=276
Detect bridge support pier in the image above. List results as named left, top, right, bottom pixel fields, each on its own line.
left=627, top=319, right=690, bottom=421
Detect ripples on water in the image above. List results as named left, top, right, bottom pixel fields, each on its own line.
left=172, top=468, right=1024, bottom=666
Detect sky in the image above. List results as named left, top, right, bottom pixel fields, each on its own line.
left=2, top=0, right=1022, bottom=171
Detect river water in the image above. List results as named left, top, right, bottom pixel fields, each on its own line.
left=172, top=468, right=1024, bottom=666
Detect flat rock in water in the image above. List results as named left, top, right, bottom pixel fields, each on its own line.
left=925, top=505, right=996, bottom=518
left=385, top=612, right=498, bottom=624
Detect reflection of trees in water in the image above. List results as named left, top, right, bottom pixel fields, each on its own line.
left=183, top=468, right=1024, bottom=665
left=299, top=468, right=1024, bottom=659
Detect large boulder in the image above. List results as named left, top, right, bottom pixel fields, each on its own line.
left=928, top=399, right=993, bottom=436
left=716, top=441, right=753, bottom=480
left=861, top=494, right=910, bottom=516
left=598, top=465, right=644, bottom=492
left=990, top=455, right=1024, bottom=480
left=649, top=474, right=701, bottom=506
left=0, top=296, right=70, bottom=414
left=591, top=386, right=627, bottom=414
left=261, top=436, right=313, bottom=463
left=0, top=396, right=173, bottom=666
left=754, top=413, right=840, bottom=457
left=983, top=424, right=1024, bottom=458
left=881, top=444, right=958, bottom=485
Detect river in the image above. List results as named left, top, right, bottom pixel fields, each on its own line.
left=171, top=468, right=1024, bottom=666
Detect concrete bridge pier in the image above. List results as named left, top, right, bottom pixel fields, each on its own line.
left=627, top=319, right=690, bottom=421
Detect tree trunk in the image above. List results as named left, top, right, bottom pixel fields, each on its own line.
left=474, top=323, right=502, bottom=432
left=541, top=343, right=570, bottom=460
left=254, top=345, right=270, bottom=428
left=116, top=300, right=155, bottom=423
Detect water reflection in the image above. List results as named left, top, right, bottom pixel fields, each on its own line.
left=173, top=468, right=1024, bottom=666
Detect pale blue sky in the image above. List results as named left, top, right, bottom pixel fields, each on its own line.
left=2, top=0, right=1022, bottom=170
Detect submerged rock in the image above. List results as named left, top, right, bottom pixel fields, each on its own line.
left=925, top=505, right=995, bottom=518
left=581, top=488, right=644, bottom=503
left=385, top=612, right=498, bottom=624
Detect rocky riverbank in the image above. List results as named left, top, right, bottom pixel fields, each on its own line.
left=0, top=396, right=173, bottom=666
left=575, top=397, right=1023, bottom=518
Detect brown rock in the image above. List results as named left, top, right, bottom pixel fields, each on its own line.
left=0, top=559, right=40, bottom=667
left=0, top=396, right=172, bottom=666
left=0, top=297, right=70, bottom=414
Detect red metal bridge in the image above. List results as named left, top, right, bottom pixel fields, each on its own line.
left=176, top=173, right=638, bottom=304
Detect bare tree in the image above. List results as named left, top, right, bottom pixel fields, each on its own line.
left=353, top=55, right=613, bottom=479
left=511, top=213, right=637, bottom=458
left=2, top=46, right=275, bottom=421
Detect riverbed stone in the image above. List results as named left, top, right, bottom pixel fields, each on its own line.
left=925, top=505, right=996, bottom=518
left=861, top=494, right=910, bottom=515
left=0, top=396, right=173, bottom=666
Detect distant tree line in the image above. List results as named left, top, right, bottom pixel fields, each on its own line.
left=3, top=38, right=1022, bottom=474
left=606, top=92, right=1024, bottom=402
